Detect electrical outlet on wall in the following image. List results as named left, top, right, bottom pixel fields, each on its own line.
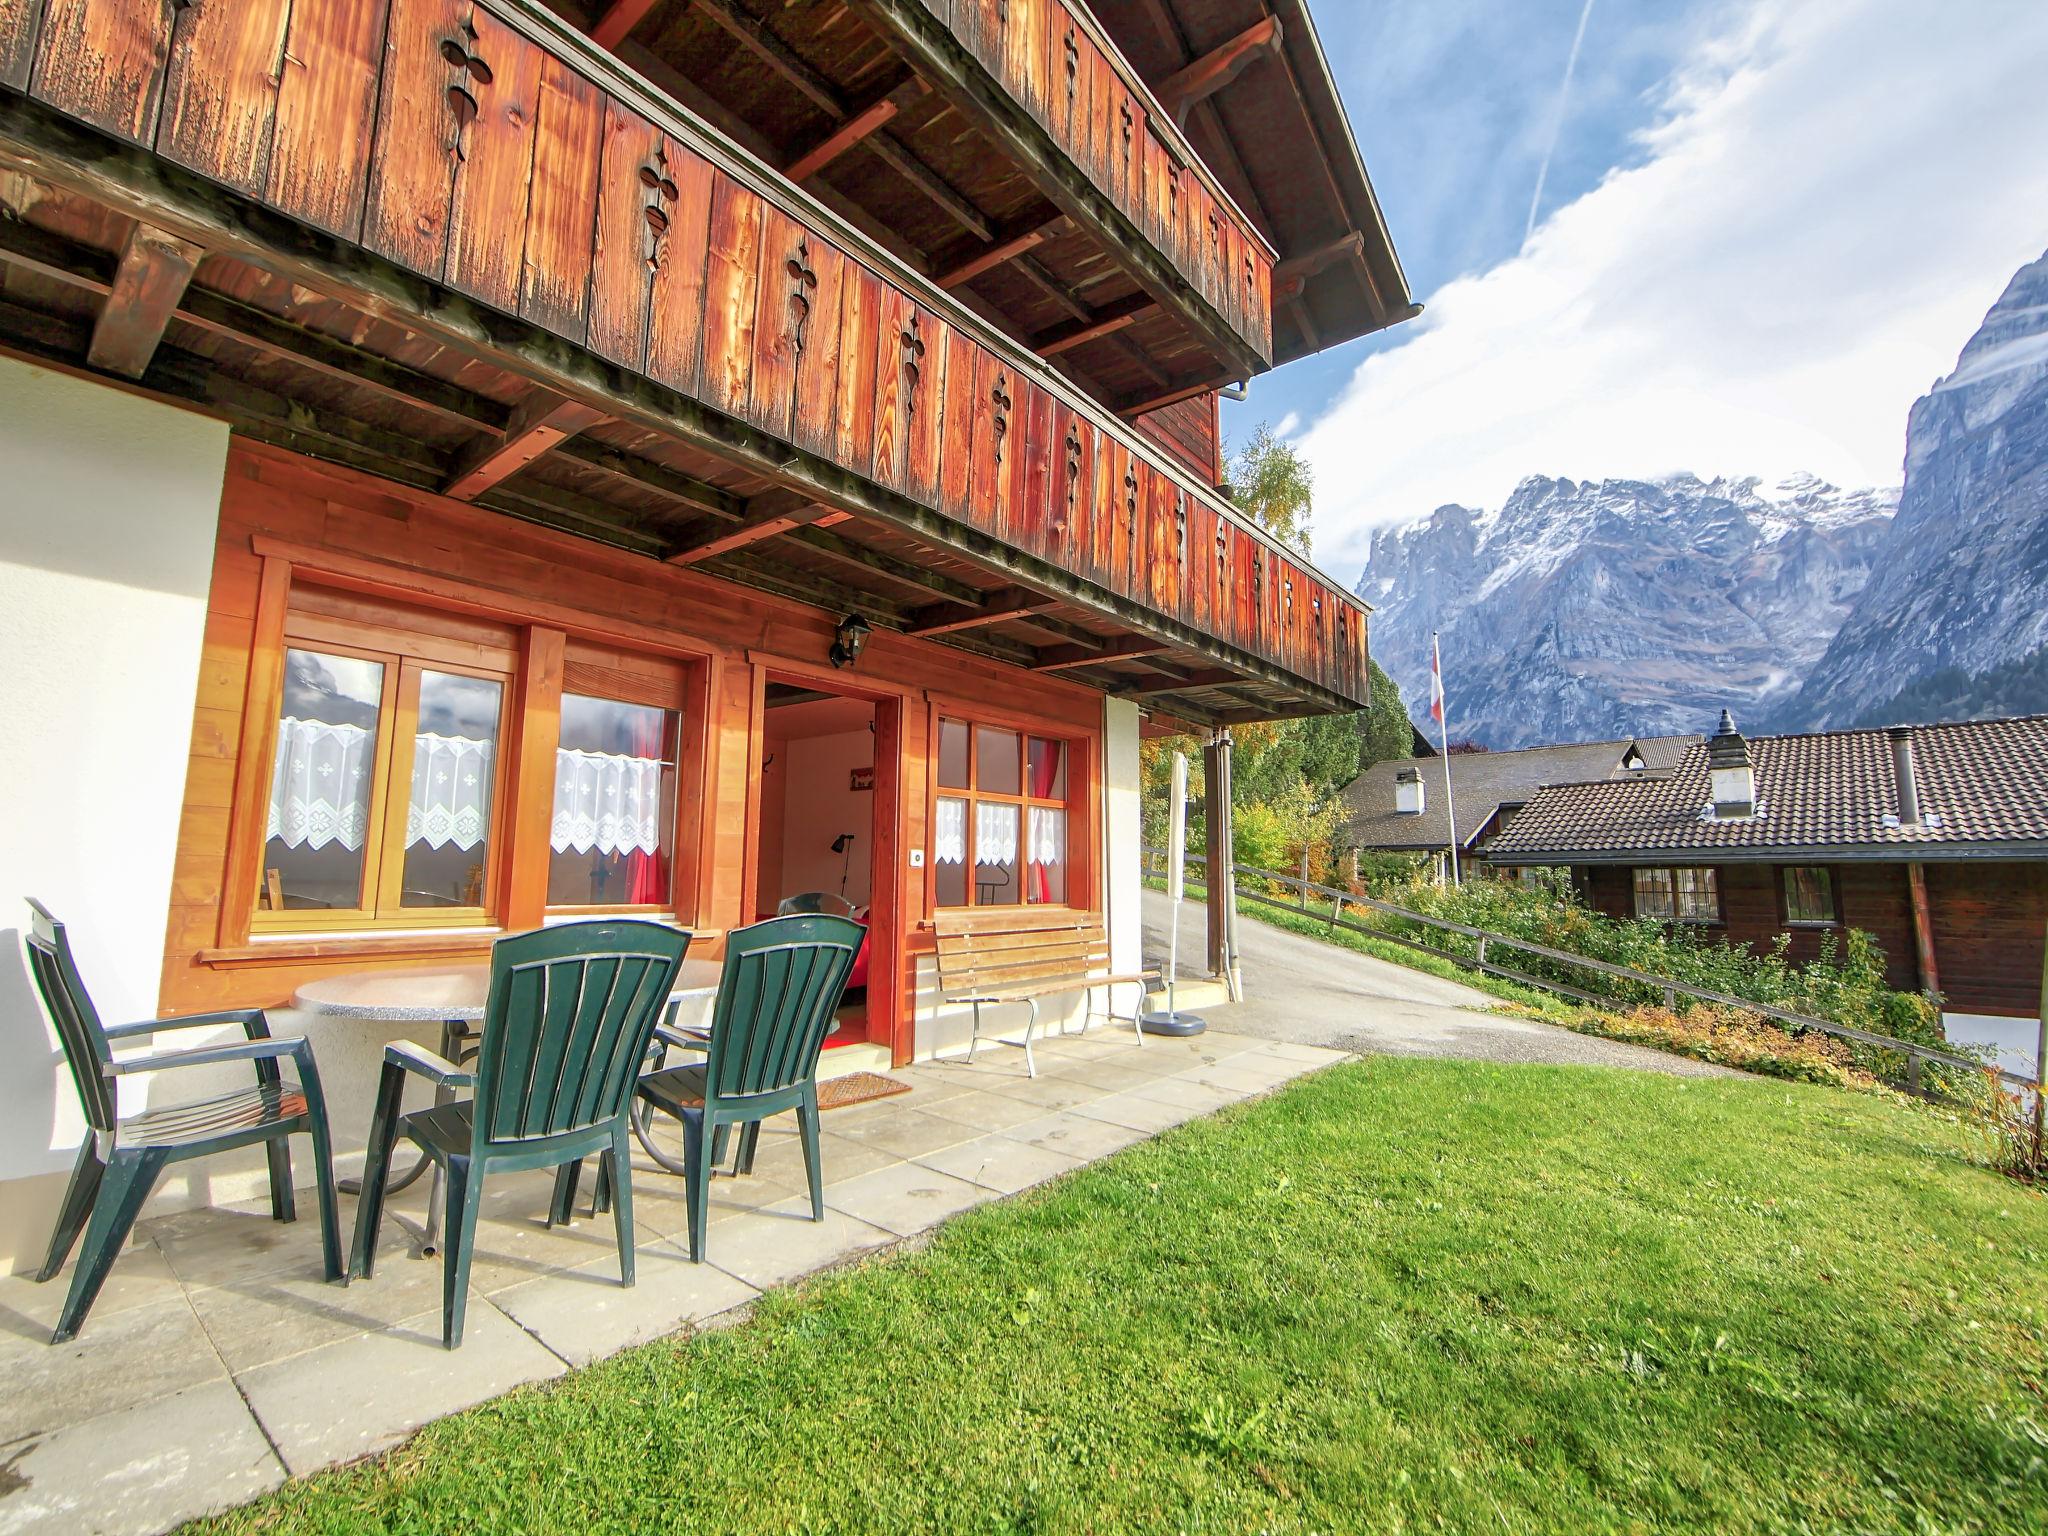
left=909, top=849, right=925, bottom=867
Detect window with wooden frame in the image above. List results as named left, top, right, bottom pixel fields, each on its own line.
left=544, top=645, right=694, bottom=915
left=931, top=716, right=1080, bottom=909
left=246, top=585, right=703, bottom=937
left=1782, top=865, right=1837, bottom=927
left=254, top=587, right=517, bottom=929
left=1632, top=866, right=1720, bottom=924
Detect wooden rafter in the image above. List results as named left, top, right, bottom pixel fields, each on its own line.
left=1153, top=16, right=1284, bottom=126
left=1030, top=635, right=1171, bottom=672
left=87, top=220, right=201, bottom=378
left=786, top=77, right=923, bottom=183
left=665, top=495, right=831, bottom=566
left=903, top=589, right=1059, bottom=636
left=442, top=389, right=609, bottom=500
left=1274, top=230, right=1363, bottom=296
left=550, top=437, right=745, bottom=521
left=590, top=0, right=662, bottom=49
left=1033, top=295, right=1156, bottom=359
left=1126, top=667, right=1244, bottom=695
left=935, top=221, right=1058, bottom=290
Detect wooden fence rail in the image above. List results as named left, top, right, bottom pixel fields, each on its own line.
left=1142, top=846, right=2037, bottom=1093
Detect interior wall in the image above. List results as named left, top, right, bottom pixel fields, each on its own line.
left=776, top=728, right=876, bottom=909
left=0, top=358, right=230, bottom=1275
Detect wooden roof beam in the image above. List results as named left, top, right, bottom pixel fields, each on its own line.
left=935, top=219, right=1063, bottom=290
left=87, top=221, right=201, bottom=378
left=589, top=0, right=662, bottom=49
left=551, top=436, right=746, bottom=521
left=1034, top=295, right=1157, bottom=359
left=786, top=77, right=924, bottom=183
left=1126, top=667, right=1245, bottom=696
left=665, top=495, right=833, bottom=566
left=903, top=589, right=1060, bottom=636
left=1154, top=16, right=1284, bottom=127
left=1030, top=635, right=1172, bottom=672
left=1274, top=230, right=1363, bottom=294
left=443, top=388, right=609, bottom=500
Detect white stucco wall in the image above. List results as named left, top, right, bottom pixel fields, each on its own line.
left=0, top=357, right=229, bottom=1274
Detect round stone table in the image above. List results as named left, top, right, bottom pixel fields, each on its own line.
left=294, top=957, right=724, bottom=1252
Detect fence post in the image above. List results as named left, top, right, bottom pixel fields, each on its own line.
left=1476, top=936, right=1489, bottom=968
left=1908, top=1052, right=1922, bottom=1096
left=1662, top=986, right=1677, bottom=1013
left=1298, top=848, right=1310, bottom=909
left=1329, top=895, right=1344, bottom=931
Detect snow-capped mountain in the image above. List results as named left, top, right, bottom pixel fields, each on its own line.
left=1790, top=246, right=2048, bottom=726
left=1358, top=472, right=1898, bottom=749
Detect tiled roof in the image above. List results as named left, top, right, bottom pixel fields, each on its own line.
left=1486, top=715, right=2048, bottom=862
left=1343, top=735, right=1699, bottom=852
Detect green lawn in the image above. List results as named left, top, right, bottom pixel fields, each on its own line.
left=192, top=1061, right=2046, bottom=1535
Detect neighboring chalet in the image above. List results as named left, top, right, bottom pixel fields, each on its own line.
left=1486, top=712, right=2048, bottom=1057
left=1342, top=735, right=1697, bottom=877
left=0, top=0, right=1412, bottom=1268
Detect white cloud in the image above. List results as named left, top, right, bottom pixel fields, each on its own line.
left=1300, top=0, right=2048, bottom=572
left=1272, top=409, right=1303, bottom=440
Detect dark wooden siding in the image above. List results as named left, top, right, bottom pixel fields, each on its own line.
left=1575, top=859, right=2045, bottom=1015
left=1135, top=392, right=1221, bottom=485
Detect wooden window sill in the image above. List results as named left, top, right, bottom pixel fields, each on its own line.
left=196, top=932, right=507, bottom=968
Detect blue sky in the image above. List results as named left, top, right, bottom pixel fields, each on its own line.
left=1232, top=0, right=2048, bottom=578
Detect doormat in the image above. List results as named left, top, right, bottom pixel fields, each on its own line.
left=818, top=1072, right=915, bottom=1111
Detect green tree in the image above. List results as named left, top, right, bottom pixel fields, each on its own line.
left=1361, top=657, right=1413, bottom=770
left=1229, top=422, right=1316, bottom=555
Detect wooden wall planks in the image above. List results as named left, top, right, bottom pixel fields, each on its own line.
left=11, top=0, right=1359, bottom=706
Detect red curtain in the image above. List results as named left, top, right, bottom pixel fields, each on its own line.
left=1027, top=740, right=1059, bottom=904
left=624, top=711, right=668, bottom=906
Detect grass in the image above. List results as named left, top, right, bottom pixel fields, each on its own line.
left=190, top=1060, right=2047, bottom=1535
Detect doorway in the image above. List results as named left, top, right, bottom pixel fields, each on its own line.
left=754, top=679, right=888, bottom=1048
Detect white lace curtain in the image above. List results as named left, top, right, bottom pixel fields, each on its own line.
left=931, top=799, right=1063, bottom=867
left=551, top=748, right=664, bottom=857
left=268, top=720, right=663, bottom=857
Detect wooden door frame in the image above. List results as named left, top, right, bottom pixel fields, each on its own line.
left=749, top=662, right=909, bottom=1067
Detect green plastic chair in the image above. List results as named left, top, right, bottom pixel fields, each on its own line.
left=23, top=899, right=341, bottom=1343
left=349, top=920, right=690, bottom=1348
left=633, top=914, right=864, bottom=1263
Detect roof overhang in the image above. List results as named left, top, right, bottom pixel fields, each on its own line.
left=1486, top=843, right=2048, bottom=866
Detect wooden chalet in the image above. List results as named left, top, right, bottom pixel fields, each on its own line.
left=0, top=0, right=1412, bottom=1259
left=1484, top=713, right=2048, bottom=1061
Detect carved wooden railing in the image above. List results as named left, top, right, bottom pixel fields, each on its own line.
left=0, top=0, right=1361, bottom=707
left=856, top=0, right=1276, bottom=372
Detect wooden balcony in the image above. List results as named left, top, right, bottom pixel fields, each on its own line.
left=0, top=0, right=1368, bottom=720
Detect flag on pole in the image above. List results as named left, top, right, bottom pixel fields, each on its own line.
left=1432, top=631, right=1462, bottom=884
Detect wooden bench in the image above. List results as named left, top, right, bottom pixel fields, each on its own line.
left=932, top=910, right=1158, bottom=1076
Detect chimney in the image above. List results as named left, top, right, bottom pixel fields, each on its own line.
left=1394, top=766, right=1425, bottom=815
left=1888, top=725, right=1921, bottom=825
left=1706, top=709, right=1755, bottom=819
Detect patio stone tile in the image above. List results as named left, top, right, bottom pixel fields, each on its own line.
left=878, top=1070, right=981, bottom=1107
left=912, top=1136, right=1084, bottom=1196
left=1036, top=1057, right=1162, bottom=1093
left=1067, top=1091, right=1202, bottom=1134
left=0, top=1237, right=183, bottom=1347
left=491, top=1237, right=757, bottom=1367
left=0, top=1293, right=224, bottom=1445
left=967, top=1071, right=1120, bottom=1113
left=147, top=1198, right=337, bottom=1293
left=822, top=1162, right=992, bottom=1238
left=1123, top=1076, right=1250, bottom=1114
left=0, top=1378, right=280, bottom=1536
left=1248, top=1041, right=1354, bottom=1065
left=184, top=1219, right=445, bottom=1374
left=237, top=1298, right=567, bottom=1476
left=699, top=1203, right=896, bottom=1291
left=1179, top=1058, right=1308, bottom=1094
left=822, top=1104, right=980, bottom=1161
left=915, top=1088, right=1053, bottom=1133
left=997, top=1110, right=1154, bottom=1162
left=739, top=1128, right=903, bottom=1189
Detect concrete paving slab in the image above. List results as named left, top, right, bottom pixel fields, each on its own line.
left=0, top=1293, right=224, bottom=1445
left=491, top=1237, right=757, bottom=1366
left=912, top=1136, right=1085, bottom=1196
left=822, top=1162, right=993, bottom=1237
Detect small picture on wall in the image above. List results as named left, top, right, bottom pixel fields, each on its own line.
left=849, top=766, right=876, bottom=792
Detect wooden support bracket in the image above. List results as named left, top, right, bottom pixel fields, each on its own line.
left=786, top=78, right=925, bottom=183
left=86, top=221, right=202, bottom=378
left=1030, top=635, right=1170, bottom=671
left=589, top=0, right=662, bottom=49
left=665, top=494, right=831, bottom=566
left=903, top=589, right=1059, bottom=636
left=443, top=388, right=609, bottom=500
left=1154, top=16, right=1283, bottom=126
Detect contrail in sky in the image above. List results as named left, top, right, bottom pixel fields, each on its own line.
left=1525, top=0, right=1598, bottom=245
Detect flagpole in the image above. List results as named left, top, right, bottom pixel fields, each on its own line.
left=1432, top=631, right=1462, bottom=885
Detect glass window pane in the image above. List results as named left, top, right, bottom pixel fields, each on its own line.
left=1674, top=867, right=1719, bottom=922
left=264, top=649, right=384, bottom=912
left=975, top=725, right=1021, bottom=795
left=1026, top=806, right=1066, bottom=904
left=400, top=670, right=502, bottom=908
left=548, top=693, right=677, bottom=908
left=938, top=718, right=969, bottom=790
left=1027, top=736, right=1066, bottom=800
left=1785, top=866, right=1832, bottom=924
left=1632, top=867, right=1674, bottom=921
left=934, top=795, right=968, bottom=906
left=973, top=801, right=1021, bottom=905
